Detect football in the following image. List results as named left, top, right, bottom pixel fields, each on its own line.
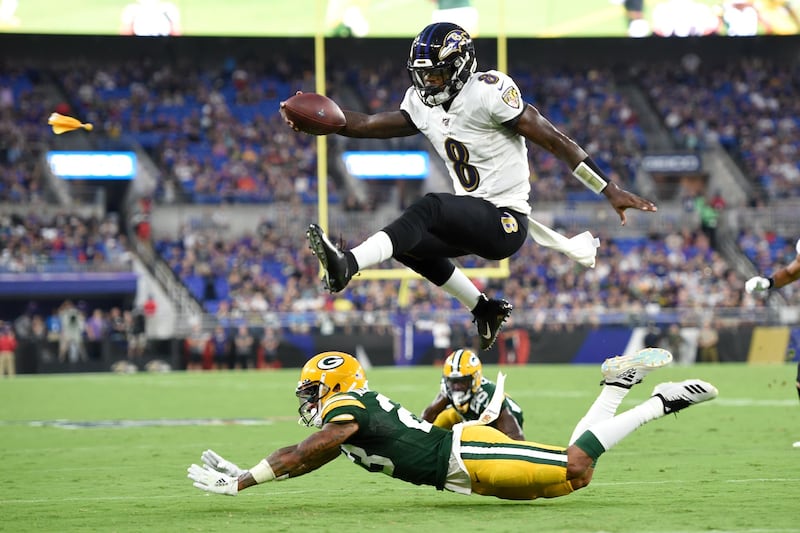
left=283, top=92, right=346, bottom=135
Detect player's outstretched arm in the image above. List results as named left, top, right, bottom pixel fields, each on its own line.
left=601, top=181, right=658, bottom=226
left=279, top=92, right=416, bottom=138
left=512, top=103, right=657, bottom=225
left=188, top=421, right=357, bottom=495
left=262, top=423, right=354, bottom=476
left=339, top=110, right=419, bottom=139
left=748, top=252, right=800, bottom=293
left=778, top=254, right=800, bottom=288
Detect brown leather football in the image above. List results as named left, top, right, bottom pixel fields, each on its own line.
left=283, top=92, right=346, bottom=135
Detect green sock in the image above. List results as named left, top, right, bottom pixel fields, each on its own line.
left=573, top=431, right=607, bottom=462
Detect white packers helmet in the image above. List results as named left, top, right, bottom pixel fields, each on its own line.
left=296, top=351, right=367, bottom=428
left=442, top=349, right=482, bottom=412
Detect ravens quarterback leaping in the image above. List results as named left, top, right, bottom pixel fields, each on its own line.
left=281, top=22, right=657, bottom=351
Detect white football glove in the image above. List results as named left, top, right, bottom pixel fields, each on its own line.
left=745, top=276, right=771, bottom=294
left=439, top=379, right=447, bottom=396
left=201, top=449, right=245, bottom=477
left=188, top=463, right=239, bottom=496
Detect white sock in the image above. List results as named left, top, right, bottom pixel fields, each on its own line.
left=585, top=396, right=664, bottom=451
left=439, top=268, right=481, bottom=310
left=568, top=385, right=630, bottom=445
left=350, top=231, right=393, bottom=270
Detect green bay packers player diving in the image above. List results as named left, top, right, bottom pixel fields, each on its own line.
left=188, top=350, right=717, bottom=501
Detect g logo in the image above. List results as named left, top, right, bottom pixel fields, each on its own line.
left=318, top=355, right=345, bottom=370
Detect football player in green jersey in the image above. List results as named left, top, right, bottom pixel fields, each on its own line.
left=421, top=349, right=525, bottom=440
left=188, top=350, right=717, bottom=500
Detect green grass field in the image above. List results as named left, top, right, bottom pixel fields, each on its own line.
left=1, top=362, right=798, bottom=532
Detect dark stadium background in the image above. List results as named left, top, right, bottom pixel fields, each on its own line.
left=1, top=21, right=799, bottom=374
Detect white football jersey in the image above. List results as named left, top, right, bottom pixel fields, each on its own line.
left=401, top=70, right=531, bottom=215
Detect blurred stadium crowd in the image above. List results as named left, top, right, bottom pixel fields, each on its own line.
left=1, top=35, right=798, bottom=370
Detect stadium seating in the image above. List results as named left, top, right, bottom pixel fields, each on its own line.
left=0, top=70, right=51, bottom=204
left=0, top=212, right=131, bottom=274
left=2, top=41, right=799, bottom=351
left=50, top=58, right=326, bottom=205
left=640, top=57, right=800, bottom=200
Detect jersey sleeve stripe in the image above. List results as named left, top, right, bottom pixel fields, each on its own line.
left=320, top=395, right=366, bottom=419
left=327, top=413, right=357, bottom=423
left=326, top=398, right=365, bottom=409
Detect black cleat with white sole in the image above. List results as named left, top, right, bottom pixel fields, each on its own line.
left=471, top=294, right=512, bottom=351
left=306, top=223, right=353, bottom=293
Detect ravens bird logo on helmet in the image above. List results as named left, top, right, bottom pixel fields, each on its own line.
left=407, top=22, right=477, bottom=107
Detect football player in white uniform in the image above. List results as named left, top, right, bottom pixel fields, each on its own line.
left=283, top=22, right=657, bottom=350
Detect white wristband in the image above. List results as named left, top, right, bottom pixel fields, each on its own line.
left=249, top=459, right=276, bottom=484
left=572, top=161, right=608, bottom=194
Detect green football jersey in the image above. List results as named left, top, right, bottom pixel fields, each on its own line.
left=321, top=389, right=454, bottom=490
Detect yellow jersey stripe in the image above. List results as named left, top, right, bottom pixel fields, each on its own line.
left=320, top=394, right=365, bottom=418
left=328, top=414, right=356, bottom=423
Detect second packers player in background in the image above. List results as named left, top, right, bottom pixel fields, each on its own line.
left=421, top=349, right=525, bottom=440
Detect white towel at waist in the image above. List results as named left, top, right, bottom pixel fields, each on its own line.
left=527, top=215, right=601, bottom=268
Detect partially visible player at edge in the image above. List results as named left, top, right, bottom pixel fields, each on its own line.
left=280, top=22, right=657, bottom=351
left=745, top=237, right=800, bottom=294
left=745, top=236, right=800, bottom=448
left=420, top=349, right=526, bottom=439
left=187, top=349, right=716, bottom=500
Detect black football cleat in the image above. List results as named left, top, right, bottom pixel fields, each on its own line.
left=471, top=294, right=513, bottom=350
left=306, top=223, right=352, bottom=293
